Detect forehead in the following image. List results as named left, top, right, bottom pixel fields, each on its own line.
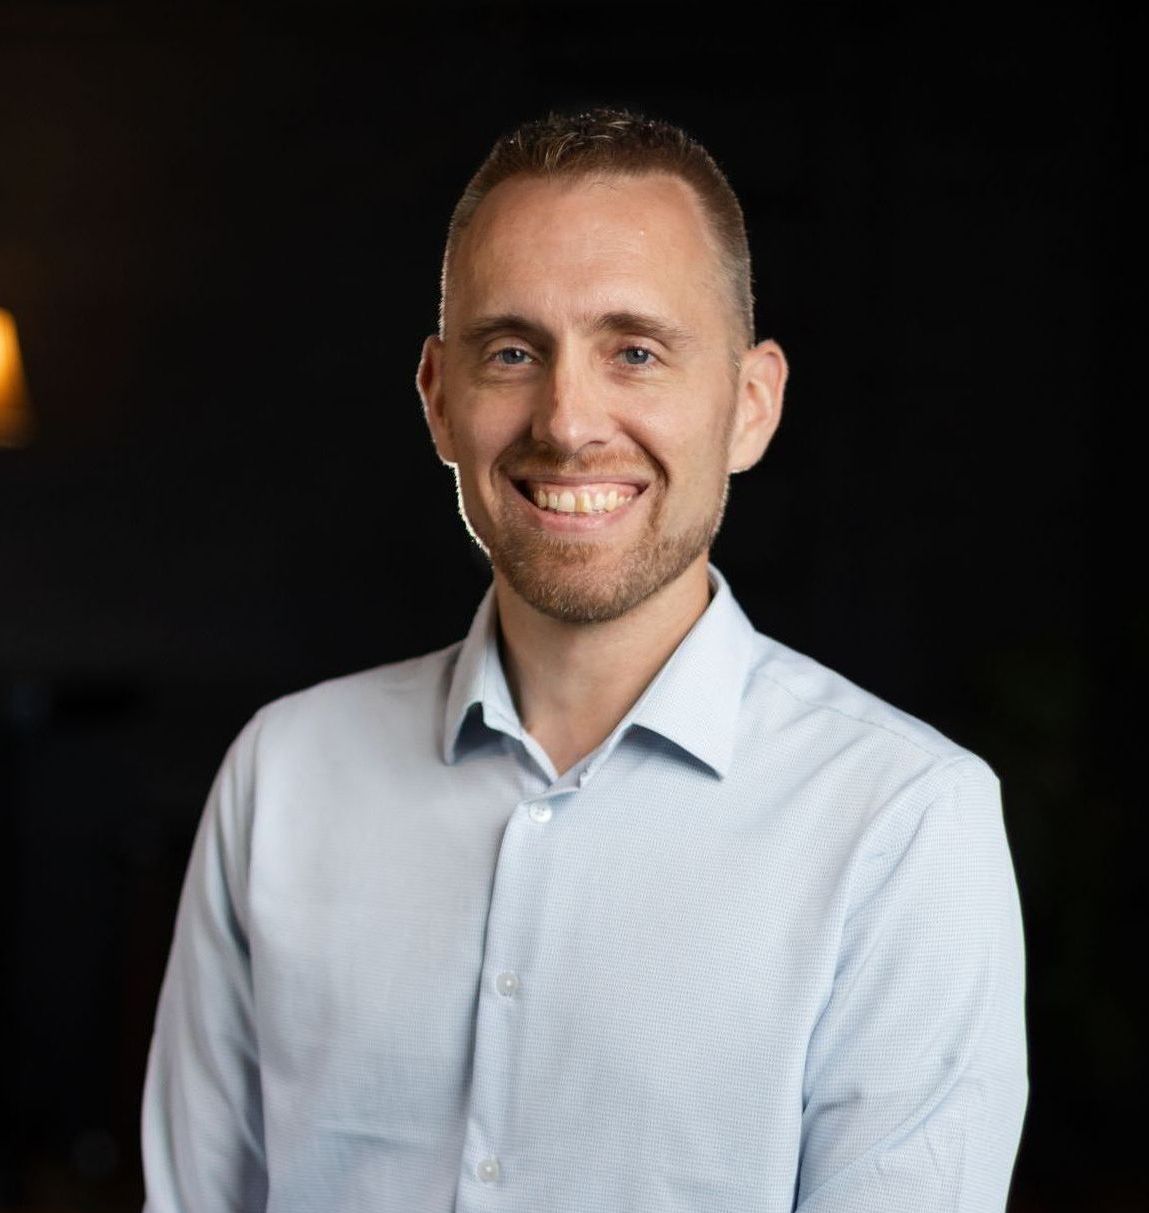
left=447, top=172, right=727, bottom=328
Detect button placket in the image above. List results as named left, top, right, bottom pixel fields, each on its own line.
left=461, top=783, right=577, bottom=1202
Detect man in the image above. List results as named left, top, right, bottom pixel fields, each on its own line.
left=142, top=109, right=1027, bottom=1211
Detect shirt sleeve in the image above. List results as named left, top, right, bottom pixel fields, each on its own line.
left=141, top=715, right=269, bottom=1213
left=795, top=755, right=1028, bottom=1213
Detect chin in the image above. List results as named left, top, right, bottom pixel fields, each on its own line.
left=503, top=572, right=652, bottom=625
left=490, top=527, right=715, bottom=625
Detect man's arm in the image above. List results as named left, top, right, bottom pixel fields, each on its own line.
left=141, top=717, right=268, bottom=1213
left=796, top=756, right=1028, bottom=1212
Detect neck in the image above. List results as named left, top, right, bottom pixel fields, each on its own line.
left=493, top=556, right=713, bottom=777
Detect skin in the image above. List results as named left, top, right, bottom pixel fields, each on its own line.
left=418, top=171, right=788, bottom=775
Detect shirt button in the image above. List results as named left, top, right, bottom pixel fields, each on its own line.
left=528, top=803, right=552, bottom=823
left=495, top=971, right=519, bottom=997
left=476, top=1156, right=500, bottom=1183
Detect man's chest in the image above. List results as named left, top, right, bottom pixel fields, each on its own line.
left=244, top=746, right=848, bottom=1210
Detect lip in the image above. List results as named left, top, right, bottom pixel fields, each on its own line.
left=509, top=473, right=650, bottom=489
left=505, top=473, right=649, bottom=532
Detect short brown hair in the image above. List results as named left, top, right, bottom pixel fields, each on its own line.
left=441, top=108, right=755, bottom=347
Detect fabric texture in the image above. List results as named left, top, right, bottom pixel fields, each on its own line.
left=141, top=566, right=1028, bottom=1212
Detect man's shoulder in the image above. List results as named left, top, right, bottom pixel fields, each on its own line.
left=237, top=639, right=465, bottom=754
left=744, top=628, right=986, bottom=774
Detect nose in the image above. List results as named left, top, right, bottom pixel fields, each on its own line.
left=530, top=350, right=616, bottom=455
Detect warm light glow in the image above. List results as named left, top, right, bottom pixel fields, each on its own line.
left=0, top=308, right=33, bottom=448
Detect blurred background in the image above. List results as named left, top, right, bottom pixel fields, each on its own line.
left=1, top=1, right=1143, bottom=1209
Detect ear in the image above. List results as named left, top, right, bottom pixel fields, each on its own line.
left=727, top=338, right=788, bottom=474
left=417, top=334, right=457, bottom=466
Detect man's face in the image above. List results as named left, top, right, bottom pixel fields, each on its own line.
left=419, top=171, right=783, bottom=624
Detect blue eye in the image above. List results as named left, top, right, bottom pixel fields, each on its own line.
left=622, top=346, right=654, bottom=366
left=494, top=347, right=532, bottom=365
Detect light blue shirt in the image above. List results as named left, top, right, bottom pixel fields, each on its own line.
left=142, top=567, right=1027, bottom=1212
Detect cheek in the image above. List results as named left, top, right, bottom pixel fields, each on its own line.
left=640, top=409, right=729, bottom=482
left=456, top=392, right=529, bottom=461
left=445, top=428, right=495, bottom=483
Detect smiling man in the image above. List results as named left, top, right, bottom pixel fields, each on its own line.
left=418, top=161, right=786, bottom=775
left=142, top=110, right=1028, bottom=1212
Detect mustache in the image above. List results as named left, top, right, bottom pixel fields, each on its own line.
left=496, top=438, right=658, bottom=481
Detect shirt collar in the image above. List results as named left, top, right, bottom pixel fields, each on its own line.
left=442, top=565, right=759, bottom=779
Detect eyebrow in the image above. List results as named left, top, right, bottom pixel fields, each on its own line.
left=459, top=314, right=550, bottom=350
left=458, top=310, right=694, bottom=351
left=592, top=311, right=694, bottom=348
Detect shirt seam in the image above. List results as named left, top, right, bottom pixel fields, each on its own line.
left=756, top=667, right=967, bottom=764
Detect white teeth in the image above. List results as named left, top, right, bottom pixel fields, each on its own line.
left=527, top=484, right=636, bottom=514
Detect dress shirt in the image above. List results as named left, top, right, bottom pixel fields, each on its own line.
left=141, top=565, right=1027, bottom=1213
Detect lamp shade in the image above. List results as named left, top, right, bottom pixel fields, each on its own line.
left=0, top=308, right=33, bottom=448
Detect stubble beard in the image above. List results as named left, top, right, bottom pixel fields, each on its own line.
left=466, top=470, right=731, bottom=625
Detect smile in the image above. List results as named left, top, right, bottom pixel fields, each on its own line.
left=513, top=479, right=643, bottom=516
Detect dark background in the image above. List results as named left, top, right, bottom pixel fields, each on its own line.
left=1, top=1, right=1143, bottom=1209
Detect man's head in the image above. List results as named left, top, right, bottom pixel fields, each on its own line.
left=441, top=109, right=756, bottom=352
left=418, top=108, right=787, bottom=624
